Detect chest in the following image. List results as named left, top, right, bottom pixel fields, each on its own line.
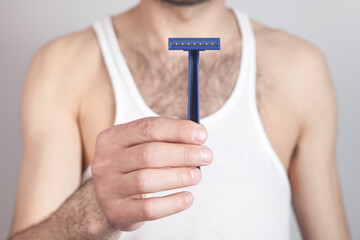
left=122, top=46, right=242, bottom=119
left=79, top=45, right=299, bottom=173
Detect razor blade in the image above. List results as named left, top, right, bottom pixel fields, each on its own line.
left=168, top=38, right=221, bottom=51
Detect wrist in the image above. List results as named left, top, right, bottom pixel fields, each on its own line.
left=50, top=179, right=121, bottom=239
left=84, top=180, right=119, bottom=237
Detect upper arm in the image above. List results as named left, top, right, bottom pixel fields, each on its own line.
left=287, top=41, right=350, bottom=239
left=11, top=39, right=83, bottom=235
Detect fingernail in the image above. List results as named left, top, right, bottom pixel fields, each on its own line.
left=190, top=167, right=200, bottom=179
left=195, top=127, right=207, bottom=142
left=200, top=147, right=213, bottom=163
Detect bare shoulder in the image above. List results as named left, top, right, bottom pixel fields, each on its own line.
left=29, top=26, right=104, bottom=83
left=35, top=27, right=96, bottom=57
left=246, top=19, right=336, bottom=167
left=251, top=19, right=336, bottom=124
left=25, top=26, right=108, bottom=115
left=252, top=19, right=328, bottom=76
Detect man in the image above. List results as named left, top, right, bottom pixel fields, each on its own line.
left=9, top=0, right=350, bottom=239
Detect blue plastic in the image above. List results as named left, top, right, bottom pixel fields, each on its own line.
left=168, top=38, right=221, bottom=170
left=168, top=38, right=221, bottom=51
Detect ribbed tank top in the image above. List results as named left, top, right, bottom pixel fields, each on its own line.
left=83, top=9, right=291, bottom=239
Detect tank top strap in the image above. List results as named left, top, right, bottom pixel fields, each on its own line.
left=93, top=17, right=121, bottom=95
left=92, top=17, right=129, bottom=124
left=233, top=11, right=289, bottom=187
left=232, top=9, right=257, bottom=100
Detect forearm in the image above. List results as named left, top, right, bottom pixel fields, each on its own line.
left=10, top=180, right=121, bottom=240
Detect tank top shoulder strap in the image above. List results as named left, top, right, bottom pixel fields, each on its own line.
left=233, top=11, right=289, bottom=187
left=232, top=9, right=257, bottom=99
left=92, top=17, right=132, bottom=124
left=93, top=17, right=123, bottom=122
left=93, top=18, right=121, bottom=93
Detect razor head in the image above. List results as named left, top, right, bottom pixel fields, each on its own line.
left=169, top=38, right=220, bottom=51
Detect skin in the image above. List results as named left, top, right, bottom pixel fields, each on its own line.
left=9, top=0, right=350, bottom=239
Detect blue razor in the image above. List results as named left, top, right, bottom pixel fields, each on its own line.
left=168, top=38, right=221, bottom=170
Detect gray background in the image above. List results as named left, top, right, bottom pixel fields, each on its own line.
left=0, top=0, right=359, bottom=239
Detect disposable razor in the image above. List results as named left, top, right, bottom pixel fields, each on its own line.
left=168, top=38, right=221, bottom=170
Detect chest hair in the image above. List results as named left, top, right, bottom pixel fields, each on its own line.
left=122, top=45, right=242, bottom=119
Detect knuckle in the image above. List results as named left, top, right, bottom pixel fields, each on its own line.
left=170, top=195, right=187, bottom=213
left=91, top=156, right=104, bottom=178
left=91, top=152, right=112, bottom=178
left=140, top=201, right=155, bottom=220
left=178, top=194, right=188, bottom=209
left=134, top=171, right=149, bottom=193
left=182, top=121, right=197, bottom=142
left=106, top=209, right=126, bottom=231
left=176, top=168, right=187, bottom=184
left=182, top=144, right=191, bottom=162
left=104, top=205, right=117, bottom=222
left=105, top=207, right=127, bottom=230
left=137, top=117, right=159, bottom=138
left=119, top=224, right=139, bottom=232
left=137, top=143, right=151, bottom=167
left=98, top=199, right=143, bottom=232
left=96, top=129, right=112, bottom=146
left=182, top=145, right=198, bottom=164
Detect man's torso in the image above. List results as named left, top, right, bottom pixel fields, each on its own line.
left=69, top=9, right=302, bottom=174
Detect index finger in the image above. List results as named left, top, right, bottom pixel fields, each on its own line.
left=102, top=117, right=208, bottom=148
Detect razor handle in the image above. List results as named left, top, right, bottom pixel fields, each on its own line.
left=168, top=38, right=221, bottom=171
left=188, top=50, right=201, bottom=170
left=188, top=50, right=200, bottom=124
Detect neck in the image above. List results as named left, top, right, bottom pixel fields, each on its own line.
left=130, top=0, right=232, bottom=50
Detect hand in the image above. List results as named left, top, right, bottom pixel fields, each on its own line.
left=91, top=117, right=213, bottom=232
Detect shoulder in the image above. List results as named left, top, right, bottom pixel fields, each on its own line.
left=251, top=19, right=328, bottom=75
left=251, top=19, right=336, bottom=133
left=24, top=26, right=108, bottom=115
left=29, top=26, right=103, bottom=83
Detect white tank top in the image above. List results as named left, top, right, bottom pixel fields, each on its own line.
left=83, top=9, right=291, bottom=240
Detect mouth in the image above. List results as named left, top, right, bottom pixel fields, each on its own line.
left=159, top=0, right=209, bottom=6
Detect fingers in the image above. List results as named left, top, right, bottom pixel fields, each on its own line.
left=116, top=167, right=202, bottom=196
left=116, top=142, right=213, bottom=173
left=98, top=117, right=208, bottom=148
left=103, top=191, right=193, bottom=231
left=92, top=117, right=209, bottom=231
left=126, top=191, right=194, bottom=223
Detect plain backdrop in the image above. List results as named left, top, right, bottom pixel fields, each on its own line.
left=0, top=0, right=359, bottom=239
